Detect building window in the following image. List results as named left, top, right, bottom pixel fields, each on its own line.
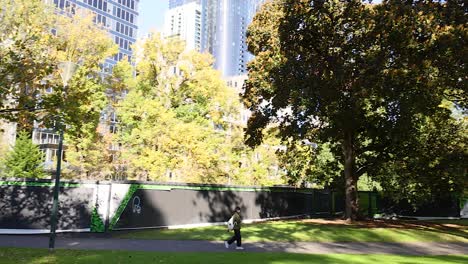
left=37, top=132, right=60, bottom=145
left=109, top=124, right=118, bottom=133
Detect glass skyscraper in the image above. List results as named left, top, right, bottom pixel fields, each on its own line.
left=169, top=0, right=200, bottom=9
left=191, top=0, right=264, bottom=77
left=47, top=0, right=139, bottom=70
left=168, top=0, right=266, bottom=76
left=36, top=0, right=139, bottom=168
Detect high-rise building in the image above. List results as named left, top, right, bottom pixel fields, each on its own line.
left=169, top=0, right=200, bottom=9
left=205, top=0, right=263, bottom=77
left=163, top=1, right=202, bottom=51
left=169, top=0, right=263, bottom=77
left=34, top=0, right=140, bottom=167
left=46, top=0, right=139, bottom=70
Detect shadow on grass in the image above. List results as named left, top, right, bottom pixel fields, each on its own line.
left=295, top=220, right=468, bottom=241
left=113, top=219, right=468, bottom=243
left=0, top=248, right=466, bottom=264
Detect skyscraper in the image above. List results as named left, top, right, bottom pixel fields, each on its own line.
left=163, top=1, right=202, bottom=51
left=198, top=0, right=265, bottom=76
left=46, top=0, right=139, bottom=70
left=169, top=0, right=200, bottom=9
left=166, top=0, right=265, bottom=76
left=35, top=0, right=140, bottom=167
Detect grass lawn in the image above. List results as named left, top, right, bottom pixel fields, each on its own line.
left=0, top=248, right=467, bottom=264
left=115, top=219, right=468, bottom=243
left=426, top=219, right=468, bottom=226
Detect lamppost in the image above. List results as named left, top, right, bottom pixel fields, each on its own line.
left=48, top=61, right=78, bottom=251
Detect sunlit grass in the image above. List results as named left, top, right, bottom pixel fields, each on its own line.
left=426, top=219, right=468, bottom=226
left=0, top=248, right=467, bottom=264
left=115, top=220, right=468, bottom=242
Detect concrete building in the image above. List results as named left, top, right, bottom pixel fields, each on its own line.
left=163, top=1, right=202, bottom=51
left=224, top=75, right=250, bottom=127
left=0, top=121, right=17, bottom=153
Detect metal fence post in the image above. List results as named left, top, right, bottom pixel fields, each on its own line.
left=105, top=182, right=113, bottom=232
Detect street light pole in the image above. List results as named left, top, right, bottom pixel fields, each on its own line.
left=48, top=128, right=64, bottom=250
left=48, top=61, right=78, bottom=251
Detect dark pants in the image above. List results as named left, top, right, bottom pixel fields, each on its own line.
left=227, top=229, right=241, bottom=247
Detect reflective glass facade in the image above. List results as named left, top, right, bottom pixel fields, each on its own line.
left=47, top=0, right=139, bottom=70
left=197, top=0, right=264, bottom=77
left=169, top=0, right=200, bottom=9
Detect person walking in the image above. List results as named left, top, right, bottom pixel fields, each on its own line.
left=224, top=206, right=243, bottom=250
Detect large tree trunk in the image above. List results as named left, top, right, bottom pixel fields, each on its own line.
left=343, top=130, right=359, bottom=221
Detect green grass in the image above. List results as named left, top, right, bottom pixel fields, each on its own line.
left=426, top=219, right=468, bottom=226
left=0, top=248, right=467, bottom=264
left=115, top=220, right=468, bottom=242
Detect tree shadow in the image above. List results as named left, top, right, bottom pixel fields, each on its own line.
left=311, top=189, right=333, bottom=216
left=194, top=190, right=247, bottom=223
left=0, top=180, right=93, bottom=230
left=380, top=196, right=460, bottom=217
left=254, top=191, right=310, bottom=219
left=193, top=187, right=312, bottom=224
left=113, top=187, right=167, bottom=229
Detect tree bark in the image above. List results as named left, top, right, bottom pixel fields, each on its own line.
left=343, top=130, right=358, bottom=221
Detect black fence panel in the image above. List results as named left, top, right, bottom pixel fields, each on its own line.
left=0, top=184, right=94, bottom=230
left=114, top=188, right=310, bottom=229
left=380, top=196, right=460, bottom=217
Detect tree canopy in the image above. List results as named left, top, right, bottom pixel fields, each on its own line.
left=0, top=0, right=117, bottom=133
left=244, top=0, right=467, bottom=220
left=116, top=33, right=285, bottom=185
left=4, top=131, right=46, bottom=178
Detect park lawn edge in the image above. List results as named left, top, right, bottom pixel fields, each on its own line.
left=114, top=221, right=468, bottom=243
left=0, top=248, right=467, bottom=264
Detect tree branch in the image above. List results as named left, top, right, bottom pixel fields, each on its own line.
left=0, top=107, right=46, bottom=114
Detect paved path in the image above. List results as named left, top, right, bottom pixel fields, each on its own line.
left=0, top=235, right=467, bottom=255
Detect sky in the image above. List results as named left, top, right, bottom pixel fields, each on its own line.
left=138, top=0, right=168, bottom=38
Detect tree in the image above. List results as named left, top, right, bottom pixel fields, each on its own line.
left=117, top=33, right=286, bottom=185
left=0, top=0, right=117, bottom=133
left=370, top=105, right=467, bottom=207
left=244, top=0, right=466, bottom=220
left=4, top=131, right=46, bottom=178
left=0, top=0, right=56, bottom=131
left=39, top=10, right=117, bottom=179
left=42, top=10, right=117, bottom=135
left=118, top=34, right=237, bottom=182
left=277, top=139, right=342, bottom=188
